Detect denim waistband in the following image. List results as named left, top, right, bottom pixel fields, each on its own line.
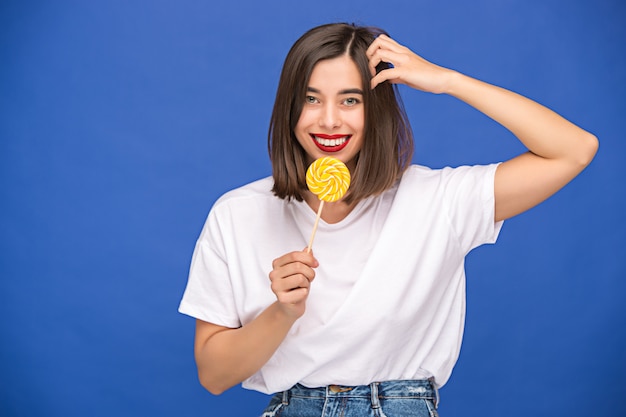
left=281, top=379, right=439, bottom=408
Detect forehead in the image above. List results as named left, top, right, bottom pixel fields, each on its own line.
left=308, top=55, right=363, bottom=90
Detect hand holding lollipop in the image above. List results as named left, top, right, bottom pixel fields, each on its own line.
left=305, top=157, right=351, bottom=252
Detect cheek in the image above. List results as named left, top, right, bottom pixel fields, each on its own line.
left=295, top=109, right=312, bottom=131
left=294, top=113, right=311, bottom=143
left=348, top=110, right=365, bottom=131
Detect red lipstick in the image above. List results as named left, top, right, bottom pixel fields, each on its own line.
left=310, top=134, right=351, bottom=152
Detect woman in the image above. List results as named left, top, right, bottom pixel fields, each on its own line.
left=179, top=23, right=597, bottom=416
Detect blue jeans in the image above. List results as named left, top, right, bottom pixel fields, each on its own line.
left=260, top=379, right=440, bottom=417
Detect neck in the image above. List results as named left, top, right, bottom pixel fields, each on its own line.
left=303, top=191, right=356, bottom=224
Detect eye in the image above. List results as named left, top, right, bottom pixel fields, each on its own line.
left=343, top=97, right=361, bottom=106
left=305, top=95, right=319, bottom=104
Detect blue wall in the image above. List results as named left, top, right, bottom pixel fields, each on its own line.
left=1, top=0, right=624, bottom=415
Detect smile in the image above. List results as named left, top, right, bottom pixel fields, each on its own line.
left=311, top=134, right=351, bottom=152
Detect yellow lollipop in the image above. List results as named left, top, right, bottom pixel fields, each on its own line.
left=305, top=157, right=351, bottom=252
left=306, top=156, right=351, bottom=203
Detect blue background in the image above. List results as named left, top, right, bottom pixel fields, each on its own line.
left=1, top=0, right=624, bottom=415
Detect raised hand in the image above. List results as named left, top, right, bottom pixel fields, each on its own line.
left=366, top=35, right=597, bottom=223
left=367, top=34, right=455, bottom=94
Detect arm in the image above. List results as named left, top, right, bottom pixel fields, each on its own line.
left=194, top=250, right=317, bottom=395
left=367, top=35, right=598, bottom=222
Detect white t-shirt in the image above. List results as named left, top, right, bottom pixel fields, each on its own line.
left=179, top=164, right=503, bottom=394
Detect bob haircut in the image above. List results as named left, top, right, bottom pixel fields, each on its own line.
left=268, top=23, right=414, bottom=204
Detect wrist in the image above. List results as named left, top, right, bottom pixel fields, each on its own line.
left=439, top=69, right=463, bottom=95
left=270, top=301, right=302, bottom=325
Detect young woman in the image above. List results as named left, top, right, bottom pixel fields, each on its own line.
left=179, top=23, right=597, bottom=416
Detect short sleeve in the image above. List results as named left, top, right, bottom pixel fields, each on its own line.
left=442, top=163, right=504, bottom=253
left=178, top=209, right=241, bottom=328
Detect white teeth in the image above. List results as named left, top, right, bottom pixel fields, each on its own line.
left=314, top=136, right=347, bottom=147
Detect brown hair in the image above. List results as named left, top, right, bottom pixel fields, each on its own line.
left=268, top=23, right=414, bottom=204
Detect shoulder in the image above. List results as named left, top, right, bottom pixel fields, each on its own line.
left=394, top=163, right=501, bottom=205
left=200, top=176, right=280, bottom=239
left=213, top=176, right=276, bottom=208
left=401, top=163, right=500, bottom=185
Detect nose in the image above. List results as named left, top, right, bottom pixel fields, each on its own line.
left=319, top=103, right=341, bottom=129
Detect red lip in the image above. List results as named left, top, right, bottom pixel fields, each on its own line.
left=310, top=134, right=351, bottom=152
left=313, top=133, right=347, bottom=139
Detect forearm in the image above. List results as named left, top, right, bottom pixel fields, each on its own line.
left=195, top=301, right=297, bottom=394
left=444, top=71, right=598, bottom=164
left=368, top=34, right=598, bottom=221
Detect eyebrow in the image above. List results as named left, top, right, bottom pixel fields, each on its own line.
left=307, top=87, right=364, bottom=95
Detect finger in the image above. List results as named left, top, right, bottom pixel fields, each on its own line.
left=368, top=48, right=402, bottom=78
left=275, top=261, right=316, bottom=283
left=367, top=46, right=406, bottom=78
left=271, top=273, right=311, bottom=296
left=369, top=45, right=408, bottom=66
left=366, top=34, right=405, bottom=59
left=276, top=287, right=309, bottom=305
left=366, top=34, right=393, bottom=57
left=366, top=36, right=382, bottom=59
left=272, top=250, right=319, bottom=269
left=269, top=255, right=317, bottom=283
left=370, top=68, right=400, bottom=89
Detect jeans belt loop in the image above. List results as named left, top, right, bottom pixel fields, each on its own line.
left=428, top=377, right=439, bottom=408
left=281, top=389, right=289, bottom=405
left=370, top=382, right=380, bottom=409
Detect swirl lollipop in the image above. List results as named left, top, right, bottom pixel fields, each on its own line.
left=305, top=157, right=351, bottom=252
